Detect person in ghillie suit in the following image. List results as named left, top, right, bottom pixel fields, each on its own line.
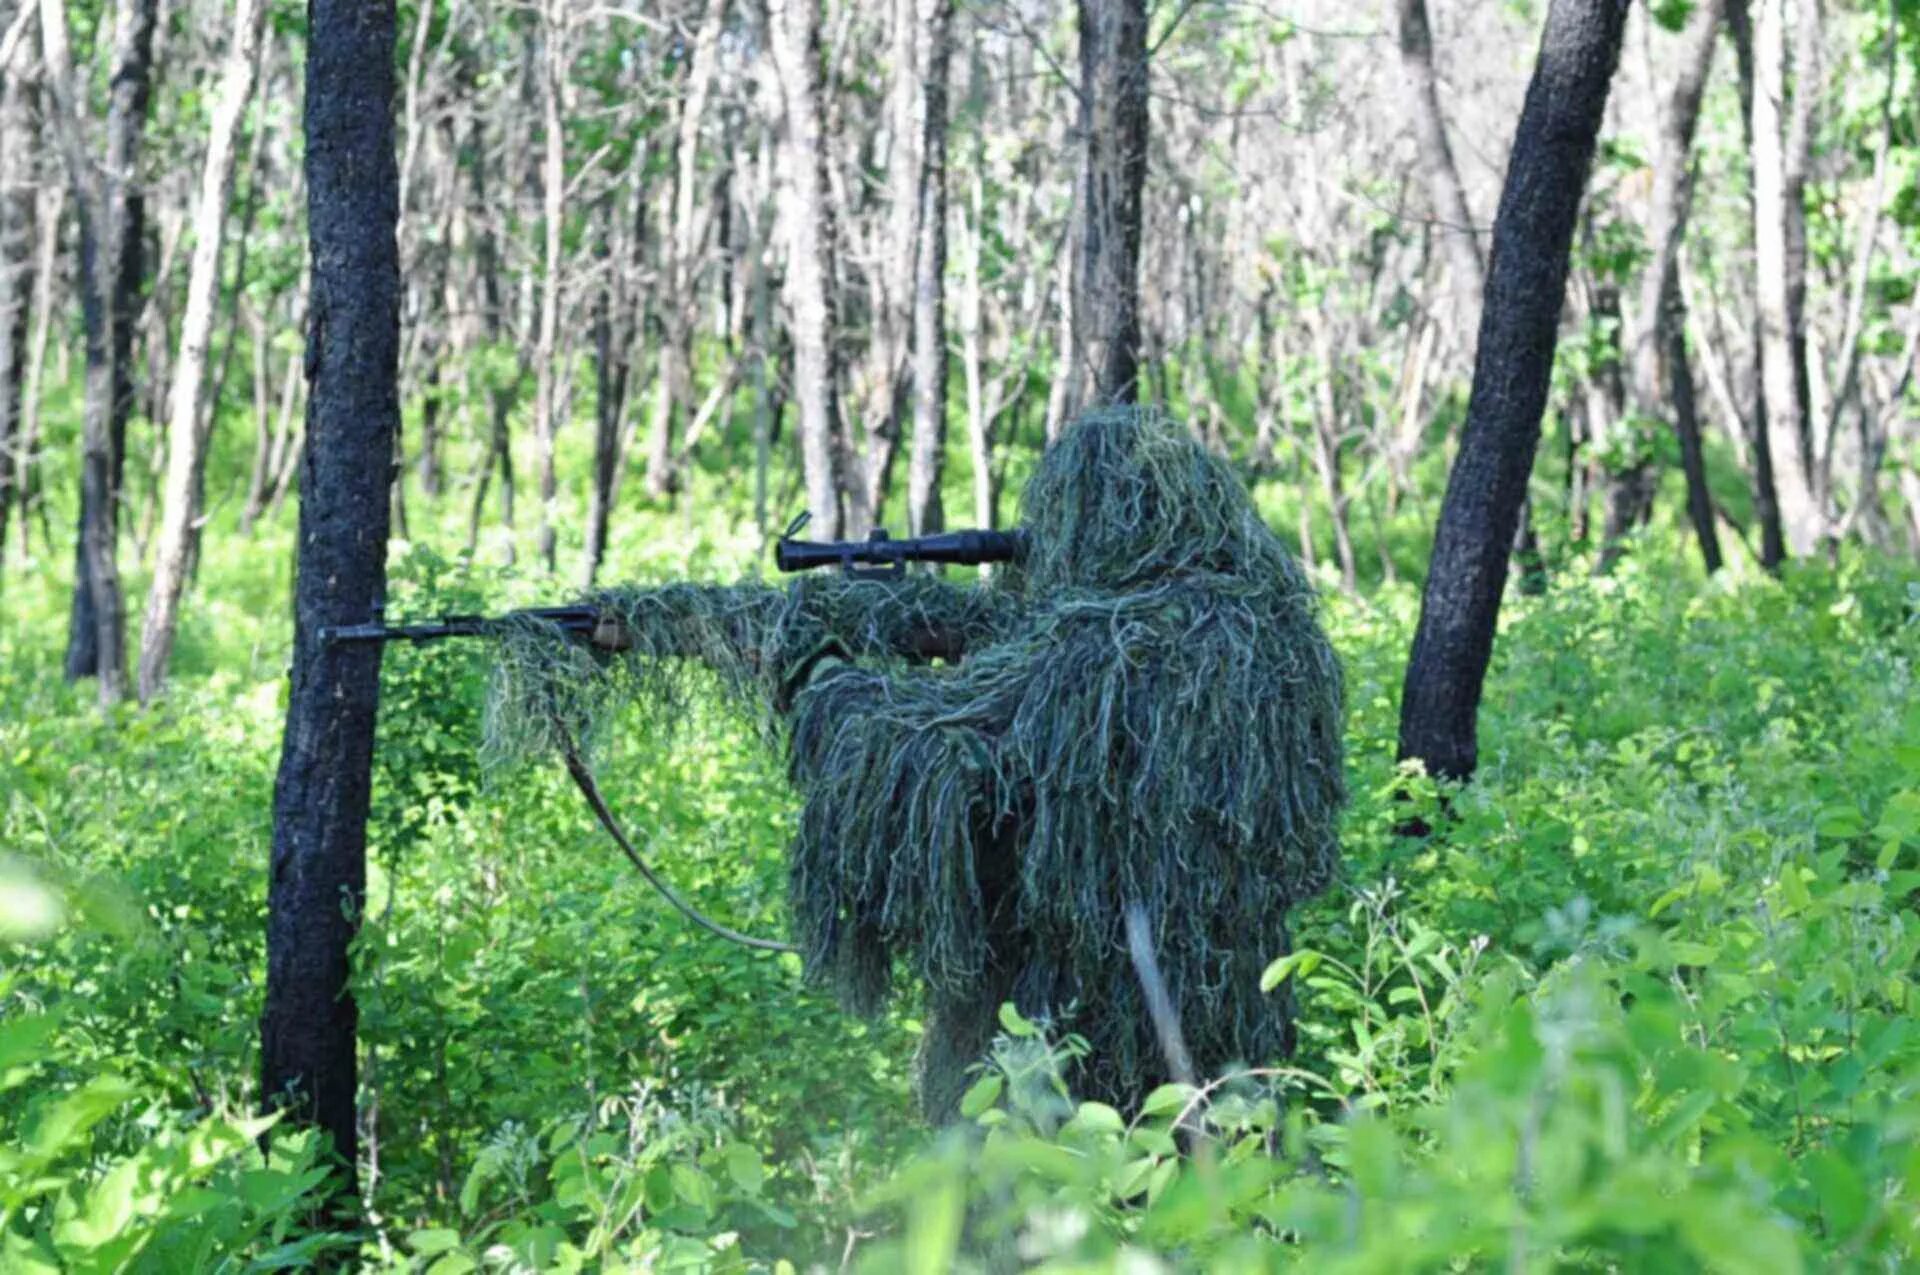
left=489, top=407, right=1346, bottom=1118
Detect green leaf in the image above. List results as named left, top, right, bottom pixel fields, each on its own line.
left=996, top=1003, right=1037, bottom=1038
left=408, top=1228, right=462, bottom=1256
left=958, top=1074, right=1003, bottom=1119
left=905, top=1174, right=963, bottom=1275
left=27, top=1074, right=139, bottom=1161
left=1805, top=1150, right=1868, bottom=1237
left=1069, top=1101, right=1126, bottom=1135
left=1139, top=1083, right=1194, bottom=1117
left=723, top=1143, right=763, bottom=1194
left=1259, top=949, right=1322, bottom=992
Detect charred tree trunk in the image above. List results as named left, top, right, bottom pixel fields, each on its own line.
left=138, top=0, right=267, bottom=702
left=771, top=0, right=845, bottom=539
left=1066, top=0, right=1148, bottom=416
left=261, top=0, right=399, bottom=1196
left=1398, top=0, right=1628, bottom=784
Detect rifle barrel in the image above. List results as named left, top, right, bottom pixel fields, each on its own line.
left=319, top=605, right=601, bottom=645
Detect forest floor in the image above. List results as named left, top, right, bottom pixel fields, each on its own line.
left=4, top=489, right=1919, bottom=1270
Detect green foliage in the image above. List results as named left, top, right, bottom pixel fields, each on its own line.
left=5, top=408, right=1920, bottom=1268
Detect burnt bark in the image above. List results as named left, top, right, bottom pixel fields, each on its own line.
left=1398, top=0, right=1628, bottom=783
left=1067, top=0, right=1147, bottom=416
left=261, top=0, right=399, bottom=1193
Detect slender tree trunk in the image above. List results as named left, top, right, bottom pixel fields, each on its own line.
left=1043, top=239, right=1074, bottom=443
left=243, top=283, right=304, bottom=532
left=1394, top=0, right=1484, bottom=331
left=645, top=0, right=727, bottom=503
left=240, top=299, right=272, bottom=524
left=205, top=59, right=271, bottom=456
left=1066, top=0, right=1148, bottom=417
left=261, top=0, right=399, bottom=1195
left=1398, top=0, right=1628, bottom=784
left=582, top=207, right=629, bottom=590
left=137, top=0, right=267, bottom=702
left=1308, top=316, right=1357, bottom=590
left=42, top=0, right=156, bottom=702
left=1724, top=0, right=1788, bottom=567
left=1782, top=0, right=1820, bottom=523
left=905, top=0, right=952, bottom=536
left=1602, top=0, right=1723, bottom=574
left=960, top=167, right=996, bottom=531
left=0, top=38, right=32, bottom=585
left=858, top=0, right=923, bottom=521
left=530, top=0, right=567, bottom=572
left=1750, top=0, right=1820, bottom=553
left=460, top=103, right=520, bottom=563
left=771, top=0, right=844, bottom=539
left=14, top=182, right=60, bottom=558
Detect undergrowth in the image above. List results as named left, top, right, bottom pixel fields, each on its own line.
left=4, top=483, right=1919, bottom=1268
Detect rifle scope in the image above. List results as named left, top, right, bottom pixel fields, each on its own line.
left=775, top=516, right=1023, bottom=577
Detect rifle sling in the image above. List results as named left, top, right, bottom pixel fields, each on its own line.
left=552, top=720, right=800, bottom=956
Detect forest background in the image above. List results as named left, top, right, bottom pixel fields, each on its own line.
left=3, top=0, right=1920, bottom=1268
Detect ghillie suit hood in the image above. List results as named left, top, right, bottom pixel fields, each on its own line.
left=489, top=408, right=1345, bottom=1116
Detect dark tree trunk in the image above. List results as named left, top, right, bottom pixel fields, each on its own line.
left=1067, top=0, right=1147, bottom=416
left=260, top=0, right=399, bottom=1195
left=905, top=0, right=952, bottom=537
left=1397, top=0, right=1628, bottom=784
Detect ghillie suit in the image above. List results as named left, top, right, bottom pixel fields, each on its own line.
left=489, top=408, right=1346, bottom=1117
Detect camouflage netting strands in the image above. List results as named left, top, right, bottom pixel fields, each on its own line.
left=487, top=407, right=1347, bottom=1117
